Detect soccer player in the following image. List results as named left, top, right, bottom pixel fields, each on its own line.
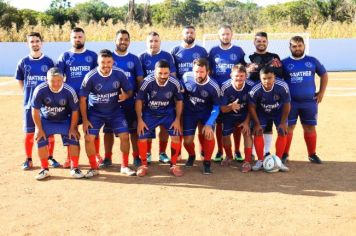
left=282, top=36, right=328, bottom=164
left=182, top=58, right=221, bottom=174
left=99, top=29, right=144, bottom=168
left=57, top=27, right=99, bottom=168
left=220, top=64, right=254, bottom=172
left=208, top=25, right=246, bottom=162
left=15, top=32, right=59, bottom=170
left=248, top=66, right=291, bottom=172
left=139, top=31, right=177, bottom=164
left=31, top=67, right=83, bottom=180
left=135, top=60, right=183, bottom=177
left=79, top=49, right=135, bottom=178
left=247, top=32, right=283, bottom=158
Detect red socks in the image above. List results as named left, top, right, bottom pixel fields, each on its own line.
left=105, top=152, right=112, bottom=160
left=216, top=123, right=223, bottom=153
left=122, top=152, right=129, bottom=167
left=275, top=134, right=287, bottom=159
left=88, top=155, right=98, bottom=169
left=159, top=141, right=168, bottom=153
left=254, top=135, right=264, bottom=161
left=233, top=126, right=242, bottom=153
left=170, top=142, right=181, bottom=165
left=40, top=158, right=49, bottom=169
left=198, top=133, right=204, bottom=153
left=184, top=142, right=195, bottom=156
left=132, top=151, right=139, bottom=159
left=147, top=140, right=152, bottom=154
left=48, top=135, right=55, bottom=156
left=71, top=156, right=79, bottom=168
left=25, top=133, right=34, bottom=158
left=203, top=139, right=215, bottom=161
left=304, top=131, right=317, bottom=156
left=223, top=144, right=233, bottom=160
left=284, top=132, right=293, bottom=155
left=244, top=147, right=253, bottom=162
left=94, top=136, right=100, bottom=155
left=138, top=140, right=148, bottom=166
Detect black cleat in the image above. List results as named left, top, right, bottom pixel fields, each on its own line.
left=309, top=154, right=322, bottom=164
left=281, top=153, right=289, bottom=164
left=203, top=160, right=212, bottom=175
left=185, top=155, right=196, bottom=167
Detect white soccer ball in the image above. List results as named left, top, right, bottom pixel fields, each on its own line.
left=263, top=154, right=282, bottom=173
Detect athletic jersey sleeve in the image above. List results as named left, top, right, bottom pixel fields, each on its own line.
left=119, top=71, right=133, bottom=93
left=314, top=57, right=327, bottom=76
left=136, top=79, right=150, bottom=100
left=15, top=59, right=24, bottom=81
left=79, top=74, right=92, bottom=98
left=66, top=86, right=79, bottom=111
left=56, top=53, right=66, bottom=75
left=167, top=53, right=176, bottom=73
left=31, top=86, right=43, bottom=109
left=133, top=56, right=144, bottom=77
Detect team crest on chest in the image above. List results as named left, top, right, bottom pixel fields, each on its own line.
left=95, top=84, right=103, bottom=91
left=24, top=65, right=31, bottom=72
left=145, top=60, right=152, bottom=66
left=44, top=97, right=52, bottom=105
left=150, top=91, right=157, bottom=98
left=230, top=54, right=237, bottom=61
left=41, top=65, right=49, bottom=72
left=287, top=64, right=294, bottom=70
left=59, top=99, right=67, bottom=106
left=66, top=56, right=75, bottom=65
left=85, top=56, right=93, bottom=63
left=186, top=84, right=192, bottom=92
left=176, top=53, right=182, bottom=60
left=305, top=62, right=313, bottom=68
left=165, top=91, right=173, bottom=99
left=112, top=81, right=120, bottom=89
left=127, top=61, right=135, bottom=70
left=200, top=90, right=209, bottom=98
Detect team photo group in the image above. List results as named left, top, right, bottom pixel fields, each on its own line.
left=16, top=24, right=328, bottom=180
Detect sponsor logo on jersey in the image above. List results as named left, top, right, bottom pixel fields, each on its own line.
left=144, top=60, right=152, bottom=66
left=66, top=57, right=75, bottom=65
left=287, top=64, right=294, bottom=70
left=192, top=53, right=201, bottom=59
left=44, top=97, right=52, bottom=105
left=150, top=91, right=157, bottom=98
left=305, top=62, right=313, bottom=68
left=95, top=84, right=103, bottom=91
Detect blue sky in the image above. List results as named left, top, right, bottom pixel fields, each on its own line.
left=8, top=0, right=295, bottom=12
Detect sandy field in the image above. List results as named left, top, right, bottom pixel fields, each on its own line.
left=0, top=72, right=355, bottom=235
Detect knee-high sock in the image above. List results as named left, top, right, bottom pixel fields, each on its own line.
left=223, top=144, right=233, bottom=159
left=94, top=136, right=100, bottom=155
left=48, top=135, right=55, bottom=157
left=263, top=133, right=273, bottom=154
left=284, top=133, right=294, bottom=155
left=233, top=126, right=242, bottom=153
left=244, top=147, right=253, bottom=162
left=275, top=135, right=287, bottom=159
left=254, top=135, right=264, bottom=161
left=170, top=142, right=181, bottom=165
left=184, top=142, right=195, bottom=156
left=25, top=133, right=34, bottom=158
left=304, top=131, right=317, bottom=156
left=204, top=139, right=215, bottom=161
left=138, top=140, right=148, bottom=166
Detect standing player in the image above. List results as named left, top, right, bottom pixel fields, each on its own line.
left=57, top=27, right=99, bottom=168
left=247, top=32, right=283, bottom=158
left=182, top=58, right=221, bottom=174
left=139, top=31, right=176, bottom=164
left=135, top=60, right=183, bottom=177
left=99, top=29, right=144, bottom=168
left=208, top=25, right=246, bottom=162
left=248, top=67, right=291, bottom=172
left=31, top=67, right=84, bottom=180
left=220, top=64, right=254, bottom=172
left=15, top=32, right=58, bottom=170
left=282, top=36, right=328, bottom=164
left=79, top=49, right=135, bottom=178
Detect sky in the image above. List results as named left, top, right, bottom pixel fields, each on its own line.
left=8, top=0, right=295, bottom=12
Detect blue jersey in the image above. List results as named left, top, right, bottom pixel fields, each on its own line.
left=31, top=82, right=79, bottom=121
left=137, top=75, right=183, bottom=116
left=249, top=79, right=291, bottom=116
left=57, top=49, right=98, bottom=94
left=282, top=55, right=327, bottom=102
left=15, top=54, right=54, bottom=109
left=182, top=72, right=221, bottom=115
left=170, top=44, right=208, bottom=80
left=221, top=79, right=254, bottom=118
left=139, top=50, right=176, bottom=77
left=79, top=67, right=133, bottom=117
left=208, top=45, right=246, bottom=86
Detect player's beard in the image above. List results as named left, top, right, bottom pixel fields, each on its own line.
left=116, top=44, right=128, bottom=53
left=292, top=49, right=304, bottom=58
left=196, top=75, right=207, bottom=84
left=157, top=76, right=168, bottom=85
left=256, top=45, right=267, bottom=53
left=220, top=40, right=231, bottom=47
left=184, top=37, right=195, bottom=45
left=74, top=43, right=84, bottom=49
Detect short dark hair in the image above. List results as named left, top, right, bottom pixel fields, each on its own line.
left=27, top=32, right=42, bottom=41
left=231, top=64, right=246, bottom=74
left=155, top=60, right=170, bottom=69
left=290, top=36, right=304, bottom=45
left=219, top=24, right=232, bottom=32
left=255, top=31, right=268, bottom=39
left=98, top=49, right=113, bottom=58
left=193, top=58, right=209, bottom=71
left=116, top=29, right=130, bottom=39
left=183, top=25, right=195, bottom=31
left=260, top=66, right=275, bottom=75
left=47, top=67, right=63, bottom=78
left=148, top=31, right=159, bottom=37
left=71, top=27, right=85, bottom=34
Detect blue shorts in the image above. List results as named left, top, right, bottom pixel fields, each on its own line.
left=103, top=105, right=137, bottom=134
left=222, top=113, right=247, bottom=136
left=256, top=111, right=288, bottom=132
left=183, top=112, right=214, bottom=136
left=288, top=100, right=318, bottom=126
left=88, top=112, right=129, bottom=136
left=37, top=119, right=79, bottom=148
left=138, top=112, right=178, bottom=139
left=23, top=108, right=35, bottom=133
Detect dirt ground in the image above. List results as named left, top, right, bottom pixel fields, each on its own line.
left=0, top=72, right=355, bottom=236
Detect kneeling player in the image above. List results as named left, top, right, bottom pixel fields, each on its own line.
left=182, top=58, right=221, bottom=174
left=220, top=64, right=253, bottom=172
left=32, top=67, right=83, bottom=180
left=248, top=67, right=291, bottom=172
left=135, top=60, right=183, bottom=177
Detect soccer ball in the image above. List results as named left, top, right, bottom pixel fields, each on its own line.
left=263, top=154, right=282, bottom=173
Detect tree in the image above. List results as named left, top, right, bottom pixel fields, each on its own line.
left=46, top=0, right=78, bottom=26
left=74, top=0, right=111, bottom=22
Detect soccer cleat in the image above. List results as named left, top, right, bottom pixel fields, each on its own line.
left=159, top=152, right=170, bottom=163
left=212, top=152, right=223, bottom=162
left=49, top=158, right=61, bottom=168
left=62, top=158, right=71, bottom=169
left=137, top=166, right=148, bottom=177
left=70, top=168, right=85, bottom=179
left=35, top=169, right=50, bottom=180
left=281, top=153, right=289, bottom=164
left=22, top=159, right=33, bottom=170
left=234, top=151, right=244, bottom=162
left=241, top=162, right=252, bottom=173
left=252, top=160, right=263, bottom=171
left=221, top=157, right=233, bottom=166
left=133, top=158, right=142, bottom=167
left=120, top=166, right=136, bottom=176
left=185, top=155, right=196, bottom=167
left=203, top=161, right=212, bottom=175
left=279, top=163, right=290, bottom=172
left=99, top=158, right=112, bottom=168
left=170, top=165, right=184, bottom=177
left=85, top=169, right=99, bottom=178
left=147, top=153, right=152, bottom=165
left=309, top=154, right=322, bottom=164
left=96, top=155, right=104, bottom=165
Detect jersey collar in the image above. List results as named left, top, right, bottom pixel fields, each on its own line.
left=97, top=68, right=113, bottom=78
left=114, top=50, right=128, bottom=57
left=231, top=81, right=245, bottom=91
left=197, top=76, right=210, bottom=85
left=219, top=44, right=233, bottom=50
left=290, top=54, right=306, bottom=60
left=49, top=83, right=64, bottom=93
left=69, top=48, right=87, bottom=54
left=146, top=49, right=161, bottom=56
left=155, top=77, right=170, bottom=87
left=262, top=83, right=274, bottom=92
left=29, top=53, right=44, bottom=60
left=181, top=42, right=196, bottom=49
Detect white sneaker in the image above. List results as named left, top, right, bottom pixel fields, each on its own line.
left=279, top=163, right=290, bottom=172
left=85, top=169, right=99, bottom=178
left=70, top=168, right=85, bottom=179
left=252, top=160, right=263, bottom=171
left=35, top=169, right=50, bottom=180
left=120, top=166, right=136, bottom=176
